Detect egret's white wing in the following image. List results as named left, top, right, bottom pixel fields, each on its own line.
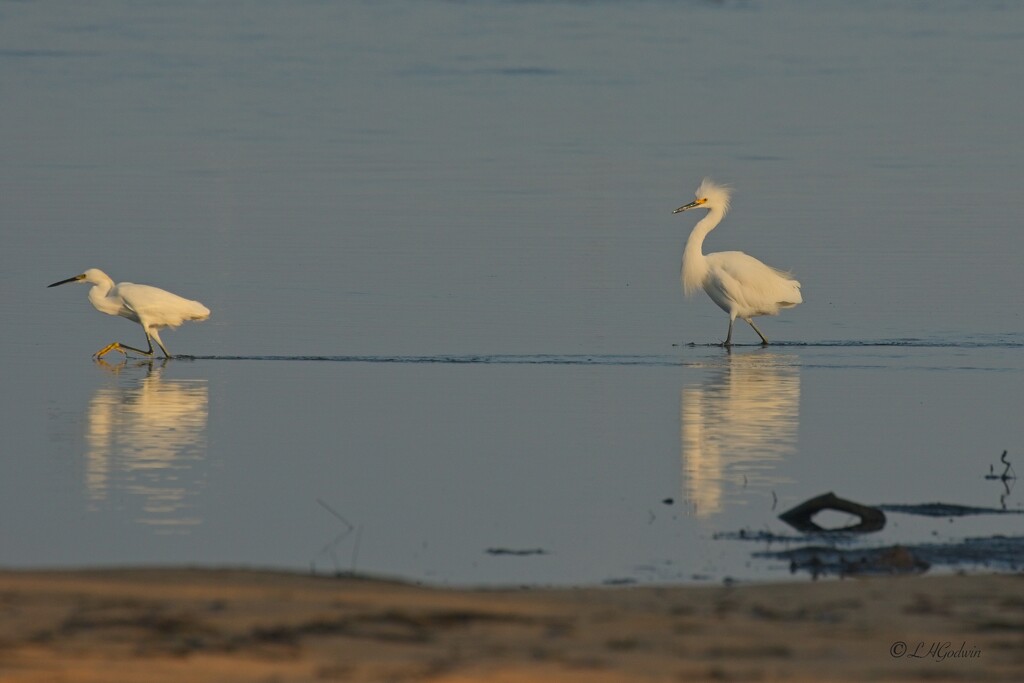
left=706, top=251, right=802, bottom=316
left=116, top=283, right=210, bottom=329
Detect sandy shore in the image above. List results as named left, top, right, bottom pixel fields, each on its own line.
left=0, top=569, right=1021, bottom=682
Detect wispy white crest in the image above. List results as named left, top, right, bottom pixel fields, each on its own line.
left=694, top=178, right=731, bottom=215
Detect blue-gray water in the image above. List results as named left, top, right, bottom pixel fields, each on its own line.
left=1, top=0, right=1022, bottom=585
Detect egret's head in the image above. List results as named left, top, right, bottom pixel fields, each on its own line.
left=673, top=178, right=731, bottom=215
left=47, top=268, right=111, bottom=288
left=81, top=268, right=110, bottom=284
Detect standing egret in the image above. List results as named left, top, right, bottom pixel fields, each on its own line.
left=674, top=179, right=802, bottom=346
left=48, top=268, right=210, bottom=359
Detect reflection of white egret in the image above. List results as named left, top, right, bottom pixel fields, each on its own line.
left=85, top=359, right=209, bottom=530
left=680, top=352, right=800, bottom=517
left=48, top=268, right=210, bottom=359
left=675, top=179, right=802, bottom=346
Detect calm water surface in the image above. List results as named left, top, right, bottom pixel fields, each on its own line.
left=1, top=0, right=1022, bottom=585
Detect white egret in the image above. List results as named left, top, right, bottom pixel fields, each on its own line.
left=48, top=268, right=210, bottom=359
left=674, top=179, right=802, bottom=346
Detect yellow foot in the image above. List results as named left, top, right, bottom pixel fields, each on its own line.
left=93, top=342, right=125, bottom=360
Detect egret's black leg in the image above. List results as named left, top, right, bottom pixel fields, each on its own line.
left=722, top=318, right=734, bottom=347
left=747, top=318, right=770, bottom=345
left=153, top=336, right=171, bottom=359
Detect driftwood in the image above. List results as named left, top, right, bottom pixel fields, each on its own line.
left=779, top=492, right=886, bottom=533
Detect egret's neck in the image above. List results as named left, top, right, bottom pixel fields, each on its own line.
left=87, top=280, right=121, bottom=316
left=681, top=209, right=722, bottom=295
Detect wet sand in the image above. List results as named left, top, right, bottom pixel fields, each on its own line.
left=1, top=569, right=1022, bottom=682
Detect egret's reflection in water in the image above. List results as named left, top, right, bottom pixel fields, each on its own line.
left=85, top=359, right=209, bottom=532
left=681, top=351, right=800, bottom=517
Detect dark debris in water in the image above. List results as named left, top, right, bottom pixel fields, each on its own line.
left=717, top=487, right=1024, bottom=579
left=755, top=535, right=1024, bottom=579
left=713, top=529, right=861, bottom=545
left=714, top=529, right=802, bottom=543
left=878, top=502, right=1024, bottom=517
left=602, top=577, right=637, bottom=586
left=485, top=548, right=548, bottom=557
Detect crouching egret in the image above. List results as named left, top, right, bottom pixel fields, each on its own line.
left=48, top=268, right=210, bottom=359
left=674, top=179, right=802, bottom=346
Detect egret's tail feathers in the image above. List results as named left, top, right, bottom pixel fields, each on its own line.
left=189, top=302, right=211, bottom=321
left=792, top=280, right=803, bottom=302
left=773, top=272, right=802, bottom=307
left=783, top=280, right=803, bottom=307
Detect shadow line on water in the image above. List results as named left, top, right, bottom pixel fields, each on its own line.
left=176, top=336, right=1022, bottom=367
left=179, top=354, right=687, bottom=367
left=689, top=337, right=1024, bottom=349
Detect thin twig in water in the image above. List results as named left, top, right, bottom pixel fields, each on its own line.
left=1000, top=450, right=1017, bottom=481
left=316, top=498, right=355, bottom=531
left=982, top=452, right=1016, bottom=510
left=314, top=498, right=357, bottom=574
left=984, top=451, right=1017, bottom=481
left=351, top=525, right=363, bottom=574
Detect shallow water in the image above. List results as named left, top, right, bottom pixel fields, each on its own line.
left=1, top=1, right=1022, bottom=585
left=3, top=341, right=1020, bottom=585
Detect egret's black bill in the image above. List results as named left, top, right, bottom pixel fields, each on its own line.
left=673, top=200, right=702, bottom=214
left=47, top=274, right=84, bottom=288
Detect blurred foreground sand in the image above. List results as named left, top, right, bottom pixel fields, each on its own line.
left=0, top=569, right=1021, bottom=682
